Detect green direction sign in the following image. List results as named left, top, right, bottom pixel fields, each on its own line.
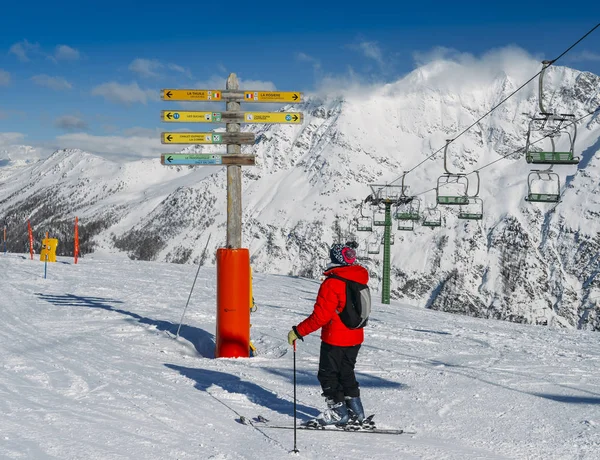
left=161, top=154, right=256, bottom=166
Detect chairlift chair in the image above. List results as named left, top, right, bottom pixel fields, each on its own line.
left=422, top=207, right=442, bottom=227
left=436, top=140, right=469, bottom=205
left=525, top=116, right=579, bottom=165
left=524, top=60, right=579, bottom=165
left=397, top=219, right=414, bottom=231
left=372, top=207, right=387, bottom=226
left=458, top=197, right=484, bottom=220
left=356, top=202, right=373, bottom=232
left=524, top=170, right=561, bottom=203
left=436, top=174, right=470, bottom=205
left=394, top=197, right=421, bottom=221
left=367, top=241, right=381, bottom=254
left=356, top=247, right=370, bottom=261
left=458, top=171, right=484, bottom=220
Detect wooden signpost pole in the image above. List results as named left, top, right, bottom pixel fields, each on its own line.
left=226, top=73, right=242, bottom=250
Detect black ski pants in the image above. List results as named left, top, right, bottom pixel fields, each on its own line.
left=317, top=341, right=361, bottom=403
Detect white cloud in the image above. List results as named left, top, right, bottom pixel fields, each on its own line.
left=122, top=126, right=161, bottom=137
left=53, top=132, right=163, bottom=161
left=194, top=75, right=276, bottom=91
left=9, top=39, right=41, bottom=62
left=311, top=66, right=379, bottom=99
left=128, top=59, right=192, bottom=79
left=0, top=69, right=10, bottom=86
left=296, top=52, right=321, bottom=71
left=54, top=115, right=88, bottom=131
left=567, top=51, right=600, bottom=63
left=54, top=45, right=81, bottom=61
left=0, top=132, right=26, bottom=146
left=354, top=41, right=384, bottom=66
left=31, top=74, right=73, bottom=91
left=167, top=63, right=192, bottom=78
left=129, top=58, right=163, bottom=78
left=409, top=46, right=542, bottom=91
left=91, top=81, right=157, bottom=105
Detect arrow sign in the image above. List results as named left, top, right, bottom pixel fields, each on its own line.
left=242, top=91, right=303, bottom=103
left=243, top=112, right=303, bottom=124
left=160, top=89, right=222, bottom=101
left=161, top=132, right=255, bottom=144
left=160, top=154, right=256, bottom=166
left=161, top=111, right=222, bottom=123
left=161, top=111, right=303, bottom=124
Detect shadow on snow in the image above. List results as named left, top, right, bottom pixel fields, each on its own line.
left=164, top=364, right=320, bottom=419
left=35, top=292, right=215, bottom=358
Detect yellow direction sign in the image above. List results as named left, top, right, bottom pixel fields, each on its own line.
left=161, top=132, right=255, bottom=144
left=161, top=89, right=222, bottom=101
left=244, top=112, right=303, bottom=124
left=243, top=91, right=302, bottom=103
left=161, top=111, right=222, bottom=122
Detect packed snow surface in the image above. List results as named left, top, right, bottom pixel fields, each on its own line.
left=1, top=253, right=599, bottom=459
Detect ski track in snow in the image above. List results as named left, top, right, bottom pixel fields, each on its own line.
left=1, top=253, right=599, bottom=459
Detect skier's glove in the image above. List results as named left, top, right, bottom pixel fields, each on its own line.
left=287, top=326, right=304, bottom=345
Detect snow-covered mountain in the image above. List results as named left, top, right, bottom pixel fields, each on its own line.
left=1, top=53, right=599, bottom=331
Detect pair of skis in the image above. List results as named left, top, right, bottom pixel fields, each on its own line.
left=240, top=414, right=412, bottom=436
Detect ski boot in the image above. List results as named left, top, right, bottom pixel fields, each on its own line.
left=345, top=396, right=365, bottom=423
left=313, top=397, right=349, bottom=427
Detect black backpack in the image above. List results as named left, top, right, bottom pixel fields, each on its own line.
left=327, top=273, right=371, bottom=329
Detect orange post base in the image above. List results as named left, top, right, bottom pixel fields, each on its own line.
left=215, top=248, right=250, bottom=358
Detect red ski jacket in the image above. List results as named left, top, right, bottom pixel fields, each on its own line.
left=296, top=264, right=369, bottom=347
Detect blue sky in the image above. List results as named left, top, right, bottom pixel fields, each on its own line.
left=1, top=1, right=599, bottom=160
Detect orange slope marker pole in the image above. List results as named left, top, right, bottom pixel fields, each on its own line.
left=27, top=220, right=34, bottom=260
left=215, top=248, right=250, bottom=358
left=74, top=217, right=79, bottom=264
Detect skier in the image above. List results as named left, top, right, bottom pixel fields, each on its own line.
left=287, top=241, right=369, bottom=426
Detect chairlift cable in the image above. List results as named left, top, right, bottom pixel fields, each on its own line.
left=410, top=111, right=596, bottom=196
left=383, top=22, right=600, bottom=191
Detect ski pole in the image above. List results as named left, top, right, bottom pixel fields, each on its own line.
left=176, top=234, right=211, bottom=338
left=292, top=339, right=299, bottom=453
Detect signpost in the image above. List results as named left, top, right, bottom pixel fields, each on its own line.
left=161, top=154, right=256, bottom=166
left=161, top=132, right=255, bottom=145
left=160, top=74, right=303, bottom=359
left=161, top=111, right=303, bottom=124
left=161, top=89, right=302, bottom=103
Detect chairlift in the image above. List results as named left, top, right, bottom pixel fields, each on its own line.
left=422, top=206, right=442, bottom=227
left=458, top=197, right=484, bottom=220
left=373, top=206, right=387, bottom=226
left=356, top=247, right=370, bottom=261
left=436, top=140, right=469, bottom=205
left=524, top=170, right=561, bottom=203
left=524, top=60, right=579, bottom=165
left=367, top=240, right=381, bottom=254
left=397, top=219, right=414, bottom=231
left=392, top=172, right=420, bottom=220
left=356, top=202, right=373, bottom=232
left=458, top=171, right=484, bottom=220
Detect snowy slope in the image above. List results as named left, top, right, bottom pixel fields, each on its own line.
left=1, top=52, right=599, bottom=330
left=0, top=253, right=599, bottom=459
